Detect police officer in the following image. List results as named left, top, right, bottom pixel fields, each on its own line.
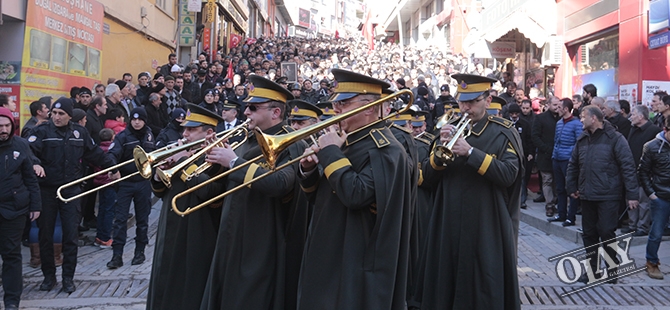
left=155, top=108, right=185, bottom=148
left=106, top=107, right=155, bottom=269
left=288, top=99, right=322, bottom=130
left=0, top=107, right=41, bottom=310
left=413, top=74, right=523, bottom=309
left=28, top=97, right=117, bottom=293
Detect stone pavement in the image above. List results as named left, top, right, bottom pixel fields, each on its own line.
left=2, top=194, right=670, bottom=309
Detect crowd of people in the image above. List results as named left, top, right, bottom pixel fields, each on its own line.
left=0, top=35, right=670, bottom=310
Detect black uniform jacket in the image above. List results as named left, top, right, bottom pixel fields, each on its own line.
left=147, top=155, right=224, bottom=310
left=200, top=122, right=308, bottom=310
left=414, top=115, right=523, bottom=310
left=0, top=136, right=41, bottom=219
left=108, top=127, right=156, bottom=182
left=296, top=122, right=412, bottom=310
left=155, top=121, right=183, bottom=148
left=27, top=121, right=116, bottom=188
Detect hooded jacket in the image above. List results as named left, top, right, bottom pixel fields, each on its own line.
left=638, top=131, right=670, bottom=200
left=0, top=108, right=42, bottom=219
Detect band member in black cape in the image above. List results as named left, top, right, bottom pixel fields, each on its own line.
left=200, top=75, right=308, bottom=309
left=297, top=69, right=412, bottom=309
left=412, top=74, right=523, bottom=310
left=147, top=103, right=225, bottom=310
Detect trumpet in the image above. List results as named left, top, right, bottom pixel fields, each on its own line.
left=170, top=89, right=415, bottom=216
left=56, top=126, right=247, bottom=203
left=155, top=119, right=250, bottom=188
left=433, top=112, right=471, bottom=162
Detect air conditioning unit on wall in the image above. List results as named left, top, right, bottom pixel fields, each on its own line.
left=542, top=36, right=564, bottom=67
left=289, top=26, right=296, bottom=37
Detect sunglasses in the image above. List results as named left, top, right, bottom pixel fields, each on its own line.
left=247, top=104, right=276, bottom=112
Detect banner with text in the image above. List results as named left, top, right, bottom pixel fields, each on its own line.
left=20, top=0, right=104, bottom=125
left=642, top=80, right=670, bottom=108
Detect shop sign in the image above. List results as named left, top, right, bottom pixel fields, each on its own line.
left=204, top=1, right=217, bottom=23
left=649, top=0, right=670, bottom=34
left=619, top=83, right=638, bottom=104
left=0, top=84, right=21, bottom=130
left=649, top=31, right=670, bottom=49
left=298, top=8, right=310, bottom=28
left=0, top=61, right=21, bottom=84
left=20, top=0, right=104, bottom=125
left=187, top=0, right=201, bottom=12
left=481, top=0, right=531, bottom=32
left=489, top=42, right=516, bottom=58
left=294, top=27, right=310, bottom=38
left=179, top=0, right=196, bottom=46
left=642, top=80, right=670, bottom=107
left=218, top=0, right=248, bottom=32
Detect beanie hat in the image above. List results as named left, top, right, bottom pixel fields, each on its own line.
left=418, top=87, right=429, bottom=96
left=164, top=75, right=175, bottom=82
left=79, top=87, right=92, bottom=96
left=72, top=108, right=87, bottom=123
left=396, top=78, right=406, bottom=87
left=171, top=108, right=186, bottom=120
left=153, top=82, right=165, bottom=93
left=52, top=97, right=74, bottom=116
left=171, top=64, right=181, bottom=72
left=138, top=72, right=150, bottom=80
left=130, top=107, right=148, bottom=122
left=508, top=103, right=522, bottom=114
left=115, top=80, right=127, bottom=90
left=0, top=107, right=14, bottom=136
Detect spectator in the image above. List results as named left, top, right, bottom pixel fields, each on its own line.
left=548, top=99, right=582, bottom=226
left=625, top=105, right=662, bottom=236
left=155, top=108, right=185, bottom=148
left=95, top=84, right=106, bottom=97
left=75, top=87, right=92, bottom=111
left=638, top=117, right=670, bottom=280
left=104, top=108, right=127, bottom=135
left=567, top=106, right=639, bottom=284
left=603, top=100, right=631, bottom=137
left=163, top=76, right=181, bottom=115
left=499, top=81, right=516, bottom=104
left=21, top=100, right=50, bottom=138
left=91, top=128, right=117, bottom=249
left=122, top=73, right=132, bottom=83
left=619, top=99, right=631, bottom=118
left=582, top=83, right=597, bottom=106
left=86, top=96, right=107, bottom=145
left=104, top=84, right=127, bottom=122
left=508, top=103, right=533, bottom=208
left=651, top=91, right=668, bottom=128
left=135, top=72, right=152, bottom=106
left=300, top=79, right=319, bottom=104
left=532, top=96, right=561, bottom=216
left=572, top=94, right=584, bottom=117
left=146, top=93, right=170, bottom=137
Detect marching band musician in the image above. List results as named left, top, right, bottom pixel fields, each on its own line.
left=200, top=75, right=308, bottom=310
left=412, top=74, right=523, bottom=310
left=316, top=101, right=336, bottom=121
left=288, top=99, right=322, bottom=130
left=147, top=104, right=225, bottom=310
left=297, top=69, right=411, bottom=309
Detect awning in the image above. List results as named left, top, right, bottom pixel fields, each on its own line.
left=435, top=3, right=453, bottom=28
left=480, top=0, right=556, bottom=46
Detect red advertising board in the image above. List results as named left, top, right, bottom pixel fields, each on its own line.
left=20, top=0, right=105, bottom=125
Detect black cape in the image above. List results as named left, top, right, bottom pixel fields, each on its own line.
left=414, top=115, right=523, bottom=310
left=297, top=122, right=412, bottom=309
left=199, top=122, right=308, bottom=310
left=147, top=156, right=223, bottom=310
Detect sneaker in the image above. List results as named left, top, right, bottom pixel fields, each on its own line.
left=562, top=219, right=576, bottom=227
left=131, top=250, right=145, bottom=265
left=95, top=238, right=113, bottom=249
left=107, top=255, right=123, bottom=269
left=646, top=261, right=664, bottom=279
left=632, top=230, right=649, bottom=237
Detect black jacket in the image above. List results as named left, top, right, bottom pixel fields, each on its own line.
left=109, top=126, right=156, bottom=182
left=512, top=117, right=533, bottom=159
left=567, top=122, right=639, bottom=201
left=300, top=89, right=319, bottom=104
left=155, top=121, right=183, bottom=148
left=638, top=132, right=670, bottom=200
left=28, top=121, right=116, bottom=188
left=531, top=110, right=560, bottom=171
left=85, top=109, right=105, bottom=145
left=627, top=121, right=662, bottom=167
left=607, top=113, right=632, bottom=138
left=0, top=136, right=41, bottom=219
left=146, top=103, right=170, bottom=137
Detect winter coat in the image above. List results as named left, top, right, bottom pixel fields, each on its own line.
left=531, top=110, right=560, bottom=171
left=628, top=121, right=662, bottom=167
left=638, top=132, right=670, bottom=201
left=552, top=116, right=582, bottom=161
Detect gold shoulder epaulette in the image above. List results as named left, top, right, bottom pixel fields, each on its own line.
left=282, top=125, right=295, bottom=133
left=488, top=115, right=513, bottom=128
left=369, top=128, right=391, bottom=148
left=423, top=132, right=436, bottom=141
left=392, top=123, right=412, bottom=134
left=415, top=136, right=431, bottom=145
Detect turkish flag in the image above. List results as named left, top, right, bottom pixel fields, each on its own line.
left=246, top=38, right=257, bottom=45
left=361, top=10, right=374, bottom=51
left=230, top=34, right=242, bottom=48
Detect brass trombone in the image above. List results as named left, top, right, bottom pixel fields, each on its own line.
left=56, top=126, right=247, bottom=203
left=170, top=89, right=414, bottom=216
left=155, top=119, right=250, bottom=188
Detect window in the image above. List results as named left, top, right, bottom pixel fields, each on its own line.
left=436, top=0, right=443, bottom=13
left=573, top=32, right=619, bottom=75
left=156, top=0, right=174, bottom=16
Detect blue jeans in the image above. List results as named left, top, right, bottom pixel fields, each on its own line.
left=646, top=197, right=670, bottom=264
left=96, top=187, right=117, bottom=242
left=111, top=180, right=151, bottom=256
left=553, top=159, right=577, bottom=221
left=29, top=212, right=62, bottom=244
